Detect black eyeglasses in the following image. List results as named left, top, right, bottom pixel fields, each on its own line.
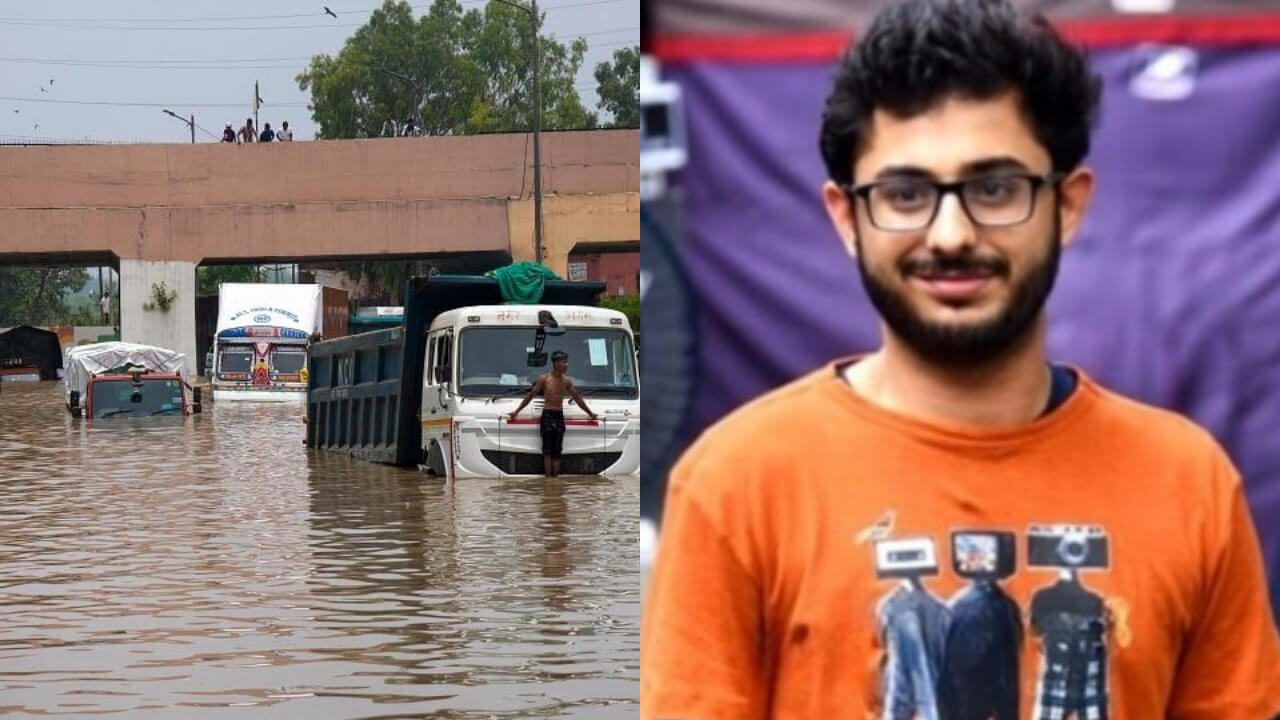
left=841, top=172, right=1062, bottom=232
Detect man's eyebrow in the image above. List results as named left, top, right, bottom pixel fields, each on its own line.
left=872, top=165, right=935, bottom=181
left=958, top=156, right=1031, bottom=175
left=869, top=156, right=1032, bottom=181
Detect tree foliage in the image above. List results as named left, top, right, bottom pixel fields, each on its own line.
left=197, top=265, right=265, bottom=296
left=298, top=0, right=596, bottom=139
left=593, top=46, right=639, bottom=128
left=599, top=293, right=639, bottom=333
left=0, top=267, right=92, bottom=326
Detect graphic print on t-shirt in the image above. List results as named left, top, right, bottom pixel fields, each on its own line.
left=869, top=522, right=1116, bottom=720
left=943, top=530, right=1022, bottom=720
left=1026, top=525, right=1110, bottom=720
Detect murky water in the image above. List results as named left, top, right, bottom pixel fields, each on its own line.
left=0, top=382, right=639, bottom=719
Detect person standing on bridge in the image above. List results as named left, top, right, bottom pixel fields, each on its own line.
left=276, top=121, right=293, bottom=141
left=508, top=350, right=599, bottom=478
left=238, top=117, right=256, bottom=144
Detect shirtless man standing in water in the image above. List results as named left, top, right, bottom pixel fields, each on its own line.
left=508, top=350, right=598, bottom=477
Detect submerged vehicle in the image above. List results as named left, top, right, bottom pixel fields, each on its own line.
left=0, top=325, right=62, bottom=382
left=307, top=275, right=640, bottom=479
left=64, top=342, right=201, bottom=419
left=211, top=283, right=348, bottom=402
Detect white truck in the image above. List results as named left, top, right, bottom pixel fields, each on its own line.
left=306, top=275, right=640, bottom=479
left=418, top=304, right=640, bottom=479
left=211, top=283, right=347, bottom=402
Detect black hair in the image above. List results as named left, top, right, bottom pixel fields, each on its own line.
left=551, top=350, right=568, bottom=362
left=819, top=0, right=1101, bottom=185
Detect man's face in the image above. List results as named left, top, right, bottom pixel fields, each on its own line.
left=554, top=357, right=568, bottom=373
left=822, top=92, right=1093, bottom=366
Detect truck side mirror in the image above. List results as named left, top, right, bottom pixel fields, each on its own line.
left=435, top=365, right=450, bottom=384
left=69, top=390, right=82, bottom=418
left=192, top=386, right=203, bottom=414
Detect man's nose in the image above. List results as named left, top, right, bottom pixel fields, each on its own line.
left=924, top=193, right=977, bottom=254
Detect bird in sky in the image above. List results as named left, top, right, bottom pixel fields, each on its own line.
left=39, top=86, right=47, bottom=92
left=323, top=6, right=338, bottom=18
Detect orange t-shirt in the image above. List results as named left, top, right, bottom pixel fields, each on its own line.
left=643, top=361, right=1280, bottom=720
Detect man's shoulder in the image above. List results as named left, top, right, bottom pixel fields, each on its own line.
left=677, top=365, right=840, bottom=469
left=1078, top=376, right=1234, bottom=483
left=1085, top=377, right=1221, bottom=451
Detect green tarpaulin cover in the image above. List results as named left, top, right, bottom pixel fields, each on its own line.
left=483, top=262, right=562, bottom=304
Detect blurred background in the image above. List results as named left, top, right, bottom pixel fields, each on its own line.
left=639, top=0, right=1280, bottom=622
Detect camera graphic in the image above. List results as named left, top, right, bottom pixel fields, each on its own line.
left=1027, top=524, right=1109, bottom=570
left=874, top=537, right=939, bottom=579
left=951, top=530, right=1017, bottom=580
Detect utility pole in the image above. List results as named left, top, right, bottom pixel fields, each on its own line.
left=162, top=109, right=196, bottom=143
left=531, top=0, right=543, bottom=264
left=494, top=0, right=544, bottom=265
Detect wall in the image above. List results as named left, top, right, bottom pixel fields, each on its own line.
left=508, top=192, right=641, bottom=277
left=0, top=130, right=639, bottom=265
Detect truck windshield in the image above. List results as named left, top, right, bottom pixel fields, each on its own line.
left=271, top=347, right=306, bottom=374
left=90, top=378, right=185, bottom=418
left=457, top=327, right=638, bottom=399
left=218, top=346, right=253, bottom=374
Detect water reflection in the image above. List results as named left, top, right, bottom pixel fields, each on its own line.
left=0, top=381, right=639, bottom=718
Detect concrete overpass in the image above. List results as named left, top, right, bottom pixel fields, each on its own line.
left=0, top=129, right=638, bottom=372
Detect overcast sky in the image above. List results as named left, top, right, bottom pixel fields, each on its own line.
left=0, top=0, right=638, bottom=144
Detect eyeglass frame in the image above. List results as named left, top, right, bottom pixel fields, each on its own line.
left=840, top=171, right=1064, bottom=232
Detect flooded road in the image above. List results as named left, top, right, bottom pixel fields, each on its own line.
left=0, top=382, right=639, bottom=719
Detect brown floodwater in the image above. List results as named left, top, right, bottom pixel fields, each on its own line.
left=0, top=381, right=639, bottom=719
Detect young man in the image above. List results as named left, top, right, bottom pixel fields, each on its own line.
left=258, top=122, right=275, bottom=142
left=508, top=350, right=598, bottom=477
left=642, top=1, right=1280, bottom=718
left=277, top=121, right=293, bottom=141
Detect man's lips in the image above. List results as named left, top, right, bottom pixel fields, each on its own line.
left=910, top=271, right=995, bottom=301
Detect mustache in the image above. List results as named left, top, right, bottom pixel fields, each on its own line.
left=899, top=254, right=1010, bottom=277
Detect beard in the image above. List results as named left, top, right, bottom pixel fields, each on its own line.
left=855, top=221, right=1061, bottom=367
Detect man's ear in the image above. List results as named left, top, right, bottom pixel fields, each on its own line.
left=1056, top=167, right=1095, bottom=250
left=822, top=181, right=859, bottom=259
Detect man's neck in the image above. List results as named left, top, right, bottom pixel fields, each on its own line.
left=846, top=319, right=1052, bottom=427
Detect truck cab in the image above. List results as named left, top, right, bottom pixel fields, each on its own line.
left=420, top=305, right=640, bottom=479
left=65, top=342, right=200, bottom=420
left=211, top=283, right=347, bottom=402
left=72, top=370, right=196, bottom=420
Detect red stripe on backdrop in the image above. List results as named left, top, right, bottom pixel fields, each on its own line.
left=653, top=14, right=1280, bottom=63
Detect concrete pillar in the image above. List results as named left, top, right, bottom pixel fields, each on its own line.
left=119, top=259, right=197, bottom=378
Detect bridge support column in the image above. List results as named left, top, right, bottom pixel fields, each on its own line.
left=119, top=260, right=197, bottom=378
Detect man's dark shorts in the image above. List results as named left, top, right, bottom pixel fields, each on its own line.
left=540, top=409, right=566, bottom=458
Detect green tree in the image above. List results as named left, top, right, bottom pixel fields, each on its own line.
left=298, top=0, right=596, bottom=139
left=197, top=265, right=265, bottom=296
left=594, top=46, right=639, bottom=128
left=599, top=293, right=639, bottom=333
left=0, top=267, right=91, bottom=326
